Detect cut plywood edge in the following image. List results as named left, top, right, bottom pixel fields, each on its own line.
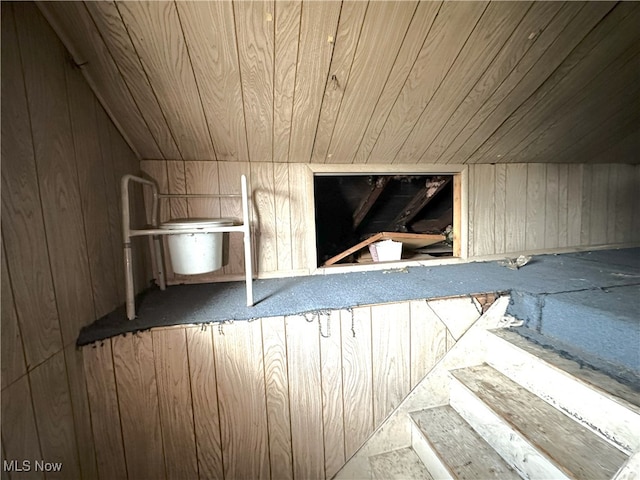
left=334, top=295, right=511, bottom=479
left=427, top=296, right=482, bottom=340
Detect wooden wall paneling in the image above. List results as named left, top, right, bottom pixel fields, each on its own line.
left=614, top=164, right=635, bottom=244
left=116, top=1, right=215, bottom=160
left=371, top=302, right=410, bottom=428
left=409, top=300, right=447, bottom=389
left=606, top=165, right=620, bottom=245
left=274, top=163, right=293, bottom=272
left=287, top=163, right=312, bottom=272
left=112, top=334, right=166, bottom=480
left=494, top=164, right=507, bottom=254
left=1, top=3, right=62, bottom=369
left=353, top=1, right=442, bottom=164
left=251, top=163, right=278, bottom=273
left=166, top=160, right=189, bottom=282
left=566, top=164, right=584, bottom=247
left=84, top=1, right=180, bottom=159
left=261, top=316, right=294, bottom=480
left=437, top=2, right=585, bottom=164
left=15, top=2, right=95, bottom=343
left=580, top=164, right=593, bottom=246
left=234, top=0, right=274, bottom=162
left=544, top=163, right=560, bottom=249
left=177, top=1, right=249, bottom=162
left=83, top=342, right=128, bottom=480
left=35, top=1, right=159, bottom=159
left=557, top=164, right=569, bottom=248
left=311, top=1, right=368, bottom=163
left=213, top=320, right=269, bottom=480
left=366, top=1, right=483, bottom=164
left=467, top=165, right=475, bottom=256
left=326, top=1, right=418, bottom=164
left=525, top=164, right=546, bottom=250
left=453, top=172, right=463, bottom=258
left=588, top=164, right=609, bottom=245
left=1, top=237, right=26, bottom=389
left=63, top=345, right=98, bottom=479
left=466, top=3, right=622, bottom=164
left=401, top=2, right=532, bottom=164
left=470, top=165, right=496, bottom=256
left=321, top=310, right=346, bottom=479
left=152, top=329, right=198, bottom=479
left=66, top=62, right=120, bottom=319
left=29, top=351, right=81, bottom=479
left=185, top=327, right=224, bottom=480
left=423, top=2, right=563, bottom=163
left=219, top=162, right=252, bottom=275
left=286, top=315, right=324, bottom=479
left=634, top=166, right=640, bottom=243
left=273, top=0, right=302, bottom=164
left=1, top=376, right=43, bottom=480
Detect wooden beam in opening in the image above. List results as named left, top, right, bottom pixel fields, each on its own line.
left=352, top=176, right=390, bottom=229
left=391, top=176, right=451, bottom=231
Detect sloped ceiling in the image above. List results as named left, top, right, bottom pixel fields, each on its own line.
left=38, top=1, right=640, bottom=164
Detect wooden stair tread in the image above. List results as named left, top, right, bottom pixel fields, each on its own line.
left=411, top=406, right=520, bottom=479
left=451, top=364, right=628, bottom=479
left=369, top=447, right=433, bottom=480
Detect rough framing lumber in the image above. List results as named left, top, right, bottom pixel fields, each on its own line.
left=392, top=176, right=451, bottom=230
left=352, top=176, right=391, bottom=229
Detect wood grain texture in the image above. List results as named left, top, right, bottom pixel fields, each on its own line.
left=470, top=165, right=495, bottom=256
left=567, top=164, right=584, bottom=247
left=327, top=1, right=418, bottom=164
left=368, top=1, right=484, bottom=164
left=36, top=1, right=160, bottom=158
left=544, top=163, right=560, bottom=249
left=185, top=327, right=224, bottom=480
left=117, top=1, right=215, bottom=159
left=557, top=164, right=569, bottom=248
left=409, top=300, right=447, bottom=389
left=219, top=161, right=251, bottom=275
left=1, top=375, right=43, bottom=480
left=580, top=164, right=593, bottom=246
left=177, top=0, right=249, bottom=162
left=274, top=162, right=293, bottom=271
left=589, top=164, right=609, bottom=245
left=504, top=164, right=528, bottom=253
left=234, top=0, right=274, bottom=162
left=251, top=163, right=278, bottom=272
left=613, top=164, right=635, bottom=245
left=84, top=0, right=180, bottom=159
left=287, top=163, right=312, bottom=272
left=321, top=310, right=346, bottom=479
left=153, top=329, right=198, bottom=479
left=286, top=315, right=325, bottom=479
left=273, top=0, right=302, bottom=163
left=525, top=163, right=546, bottom=250
left=1, top=3, right=62, bottom=368
left=494, top=164, right=507, bottom=254
left=29, top=350, right=81, bottom=479
left=261, top=316, right=294, bottom=480
left=113, top=334, right=166, bottom=480
left=371, top=302, right=410, bottom=428
left=83, top=342, right=128, bottom=480
left=213, top=320, right=269, bottom=480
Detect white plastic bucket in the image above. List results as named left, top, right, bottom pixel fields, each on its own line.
left=369, top=239, right=403, bottom=262
left=160, top=218, right=234, bottom=275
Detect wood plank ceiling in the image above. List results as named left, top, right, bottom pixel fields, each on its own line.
left=38, top=1, right=640, bottom=164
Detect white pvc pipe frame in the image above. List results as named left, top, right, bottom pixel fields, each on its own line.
left=121, top=174, right=254, bottom=320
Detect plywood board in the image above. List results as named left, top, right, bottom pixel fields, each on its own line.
left=261, top=316, right=294, bottom=480
left=567, top=164, right=584, bottom=246
left=288, top=163, right=312, bottom=272
left=544, top=163, right=560, bottom=249
left=470, top=164, right=495, bottom=256
left=580, top=164, right=593, bottom=246
left=589, top=164, right=609, bottom=245
left=153, top=329, right=198, bottom=479
left=614, top=164, right=635, bottom=244
left=185, top=327, right=224, bottom=480
left=409, top=300, right=447, bottom=389
left=112, top=334, right=166, bottom=480
left=557, top=164, right=569, bottom=248
left=83, top=342, right=128, bottom=480
left=525, top=163, right=546, bottom=250
left=251, top=163, right=278, bottom=272
left=494, top=163, right=507, bottom=254
left=274, top=162, right=293, bottom=271
left=504, top=164, right=527, bottom=253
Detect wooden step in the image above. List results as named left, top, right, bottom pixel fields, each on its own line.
left=450, top=364, right=629, bottom=479
left=410, top=406, right=520, bottom=479
left=368, top=447, right=433, bottom=480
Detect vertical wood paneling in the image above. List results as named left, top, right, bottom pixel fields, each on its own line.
left=166, top=160, right=189, bottom=219
left=185, top=327, right=224, bottom=480
left=287, top=315, right=324, bottom=479
left=113, top=334, right=166, bottom=480
left=29, top=351, right=81, bottom=479
left=262, top=316, right=294, bottom=480
left=321, top=310, right=346, bottom=479
left=274, top=163, right=293, bottom=271
left=116, top=1, right=215, bottom=159
left=580, top=164, right=593, bottom=246
left=470, top=165, right=496, bottom=256
left=544, top=163, right=560, bottom=249
left=273, top=0, right=302, bottom=164
left=494, top=164, right=507, bottom=254
left=371, top=303, right=410, bottom=427
left=219, top=162, right=252, bottom=275
left=504, top=164, right=527, bottom=253
left=589, top=164, right=609, bottom=245
left=1, top=376, right=43, bottom=480
left=234, top=0, right=274, bottom=162
left=177, top=0, right=249, bottom=162
left=1, top=3, right=62, bottom=368
left=84, top=342, right=128, bottom=480
left=567, top=164, right=584, bottom=247
left=410, top=300, right=447, bottom=389
left=153, top=329, right=198, bottom=479
left=251, top=163, right=278, bottom=272
left=557, top=164, right=569, bottom=248
left=213, top=320, right=269, bottom=480
left=614, top=164, right=635, bottom=244
left=288, top=163, right=312, bottom=272
left=525, top=163, right=546, bottom=250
